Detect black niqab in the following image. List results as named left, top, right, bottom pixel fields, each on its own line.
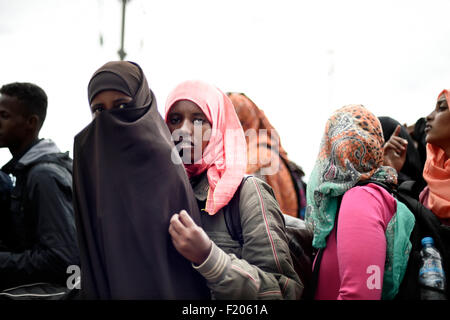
left=73, top=61, right=210, bottom=299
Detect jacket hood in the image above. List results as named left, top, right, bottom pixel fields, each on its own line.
left=3, top=139, right=72, bottom=174
left=18, top=139, right=61, bottom=166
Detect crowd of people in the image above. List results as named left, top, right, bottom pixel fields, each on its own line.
left=0, top=60, right=448, bottom=300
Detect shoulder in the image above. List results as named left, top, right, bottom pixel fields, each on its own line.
left=240, top=176, right=277, bottom=205
left=27, top=160, right=72, bottom=188
left=344, top=183, right=395, bottom=204
left=241, top=175, right=275, bottom=195
left=238, top=176, right=284, bottom=221
left=342, top=183, right=396, bottom=222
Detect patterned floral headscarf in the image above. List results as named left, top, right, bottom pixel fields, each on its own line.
left=305, top=104, right=398, bottom=249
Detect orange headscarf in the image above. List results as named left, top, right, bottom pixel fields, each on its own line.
left=227, top=92, right=299, bottom=217
left=422, top=89, right=450, bottom=220
left=165, top=81, right=247, bottom=215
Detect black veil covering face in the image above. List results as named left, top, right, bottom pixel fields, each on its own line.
left=73, top=61, right=210, bottom=299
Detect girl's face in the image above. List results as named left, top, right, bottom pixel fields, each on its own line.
left=166, top=100, right=212, bottom=164
left=90, top=90, right=133, bottom=118
left=425, top=93, right=450, bottom=150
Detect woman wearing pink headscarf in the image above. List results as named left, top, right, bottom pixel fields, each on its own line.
left=164, top=80, right=302, bottom=300
left=419, top=89, right=450, bottom=226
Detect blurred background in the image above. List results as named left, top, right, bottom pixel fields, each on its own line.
left=1, top=0, right=449, bottom=180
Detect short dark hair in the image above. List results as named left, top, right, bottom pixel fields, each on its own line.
left=0, top=82, right=48, bottom=129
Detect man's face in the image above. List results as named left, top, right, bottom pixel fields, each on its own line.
left=0, top=94, right=30, bottom=149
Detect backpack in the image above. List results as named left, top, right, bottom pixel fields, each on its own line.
left=223, top=176, right=315, bottom=299
left=280, top=157, right=308, bottom=219
left=256, top=144, right=307, bottom=219
left=311, top=179, right=450, bottom=300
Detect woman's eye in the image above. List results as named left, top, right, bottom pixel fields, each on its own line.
left=170, top=117, right=180, bottom=125
left=438, top=102, right=448, bottom=111
left=93, top=106, right=104, bottom=114
left=193, top=119, right=204, bottom=125
left=118, top=102, right=133, bottom=109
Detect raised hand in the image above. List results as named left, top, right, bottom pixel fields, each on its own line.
left=169, top=210, right=212, bottom=265
left=383, top=124, right=408, bottom=174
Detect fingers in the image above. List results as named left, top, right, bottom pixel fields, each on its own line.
left=385, top=125, right=408, bottom=155
left=178, top=209, right=196, bottom=228
left=400, top=142, right=408, bottom=157
left=383, top=126, right=408, bottom=172
left=169, top=214, right=186, bottom=251
left=168, top=222, right=180, bottom=244
left=168, top=211, right=210, bottom=265
left=388, top=136, right=407, bottom=151
left=392, top=124, right=402, bottom=137
left=169, top=213, right=184, bottom=235
left=169, top=210, right=196, bottom=236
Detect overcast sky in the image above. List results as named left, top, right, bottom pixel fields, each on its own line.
left=1, top=0, right=449, bottom=179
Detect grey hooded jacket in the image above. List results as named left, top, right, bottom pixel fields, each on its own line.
left=0, top=139, right=79, bottom=290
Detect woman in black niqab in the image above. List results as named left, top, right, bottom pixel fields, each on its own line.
left=73, top=61, right=210, bottom=299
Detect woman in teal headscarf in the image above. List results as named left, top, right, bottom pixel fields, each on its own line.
left=306, top=104, right=415, bottom=300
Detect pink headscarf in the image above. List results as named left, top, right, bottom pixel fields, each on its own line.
left=422, top=89, right=450, bottom=220
left=165, top=80, right=247, bottom=215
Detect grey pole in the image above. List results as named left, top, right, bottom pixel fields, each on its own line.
left=118, top=0, right=128, bottom=60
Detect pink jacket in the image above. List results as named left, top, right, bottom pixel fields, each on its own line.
left=314, top=183, right=397, bottom=300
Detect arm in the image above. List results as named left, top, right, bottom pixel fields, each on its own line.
left=336, top=186, right=390, bottom=300
left=192, top=177, right=303, bottom=300
left=0, top=164, right=79, bottom=287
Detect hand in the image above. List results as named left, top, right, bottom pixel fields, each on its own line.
left=169, top=210, right=212, bottom=265
left=383, top=124, right=408, bottom=174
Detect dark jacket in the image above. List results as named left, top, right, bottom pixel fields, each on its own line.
left=0, top=139, right=79, bottom=290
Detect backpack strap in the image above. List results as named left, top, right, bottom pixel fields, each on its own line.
left=223, top=175, right=252, bottom=247
left=279, top=156, right=303, bottom=217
